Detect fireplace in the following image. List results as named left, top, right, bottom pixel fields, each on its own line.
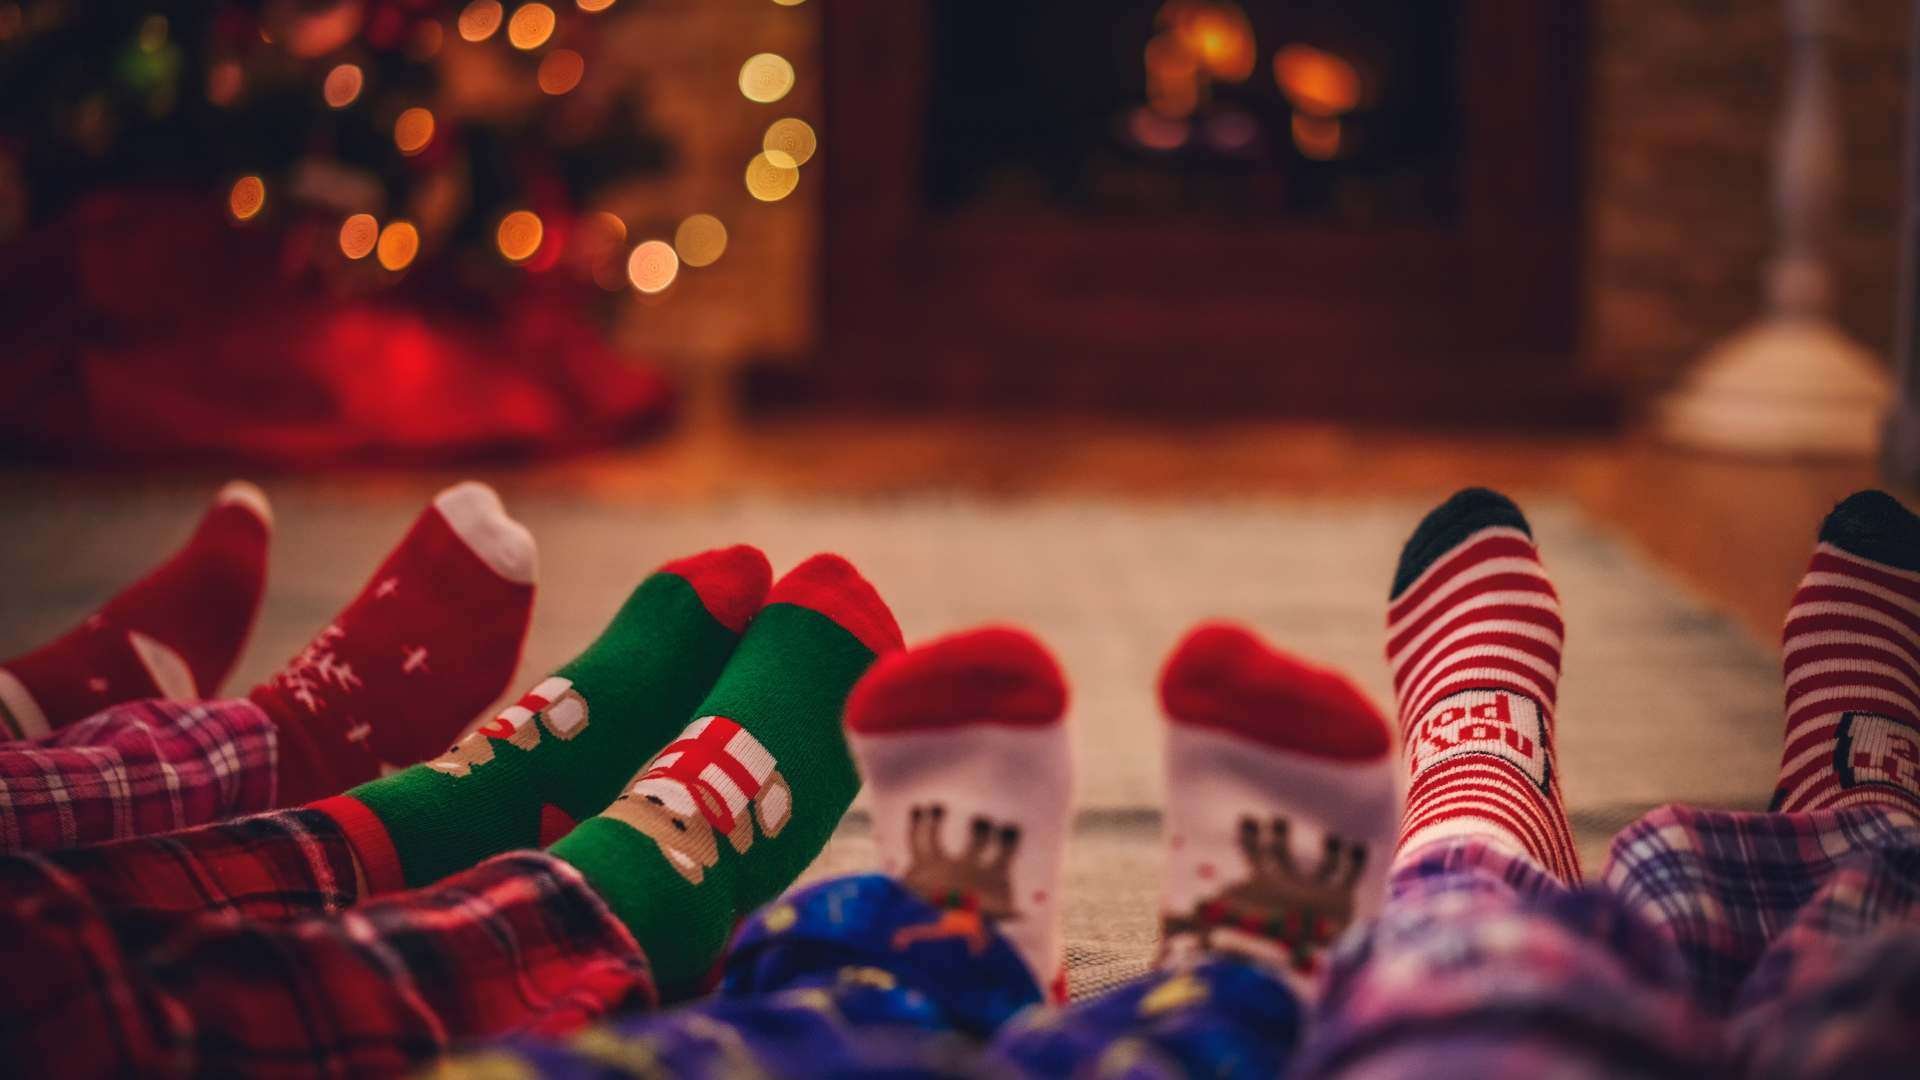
left=807, top=1, right=1598, bottom=420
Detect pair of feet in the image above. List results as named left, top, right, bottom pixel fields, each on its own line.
left=854, top=485, right=1920, bottom=1006
left=0, top=481, right=538, bottom=803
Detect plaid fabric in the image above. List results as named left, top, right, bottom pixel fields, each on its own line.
left=1301, top=838, right=1716, bottom=1078
left=0, top=841, right=650, bottom=1077
left=0, top=697, right=277, bottom=853
left=1603, top=802, right=1920, bottom=1012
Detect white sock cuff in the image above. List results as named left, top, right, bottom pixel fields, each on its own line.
left=433, top=482, right=537, bottom=586
left=215, top=480, right=273, bottom=530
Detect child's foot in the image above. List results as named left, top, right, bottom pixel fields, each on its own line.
left=249, top=481, right=535, bottom=804
left=0, top=481, right=270, bottom=738
left=551, top=554, right=902, bottom=996
left=845, top=625, right=1074, bottom=1002
left=1386, top=487, right=1579, bottom=882
left=1158, top=622, right=1396, bottom=994
left=313, top=545, right=772, bottom=891
left=1771, top=490, right=1920, bottom=815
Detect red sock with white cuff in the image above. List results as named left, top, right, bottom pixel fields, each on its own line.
left=844, top=626, right=1075, bottom=1003
left=0, top=481, right=271, bottom=739
left=1157, top=622, right=1397, bottom=996
left=248, top=481, right=536, bottom=804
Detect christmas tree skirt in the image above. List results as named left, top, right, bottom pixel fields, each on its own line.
left=0, top=490, right=1782, bottom=997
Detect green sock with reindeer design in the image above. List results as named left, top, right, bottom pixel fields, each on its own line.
left=549, top=554, right=902, bottom=996
left=310, top=546, right=772, bottom=892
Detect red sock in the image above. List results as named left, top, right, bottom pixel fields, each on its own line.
left=1772, top=491, right=1920, bottom=815
left=0, top=481, right=271, bottom=739
left=250, top=482, right=536, bottom=804
left=1386, top=488, right=1580, bottom=882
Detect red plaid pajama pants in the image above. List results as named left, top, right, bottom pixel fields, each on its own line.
left=0, top=807, right=654, bottom=1077
left=0, top=698, right=278, bottom=852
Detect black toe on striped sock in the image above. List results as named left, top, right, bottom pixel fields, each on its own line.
left=1819, top=491, right=1920, bottom=572
left=1392, top=488, right=1533, bottom=599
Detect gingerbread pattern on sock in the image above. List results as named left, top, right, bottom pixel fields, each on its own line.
left=1157, top=622, right=1396, bottom=992
left=251, top=481, right=536, bottom=805
left=1386, top=488, right=1580, bottom=883
left=845, top=626, right=1073, bottom=1002
left=0, top=481, right=270, bottom=738
left=1772, top=491, right=1920, bottom=816
left=318, top=545, right=771, bottom=892
left=551, top=553, right=902, bottom=996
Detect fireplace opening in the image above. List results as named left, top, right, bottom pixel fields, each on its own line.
left=923, top=1, right=1465, bottom=226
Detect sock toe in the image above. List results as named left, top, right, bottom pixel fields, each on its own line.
left=432, top=481, right=537, bottom=586
left=846, top=626, right=1066, bottom=735
left=1818, top=490, right=1920, bottom=572
left=766, top=553, right=903, bottom=655
left=657, top=545, right=773, bottom=634
left=1160, top=622, right=1390, bottom=761
left=214, top=480, right=274, bottom=530
left=1393, top=487, right=1532, bottom=599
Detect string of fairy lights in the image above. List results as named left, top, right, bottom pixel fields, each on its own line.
left=219, top=0, right=817, bottom=298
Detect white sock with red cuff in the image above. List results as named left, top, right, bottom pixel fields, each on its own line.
left=1386, top=487, right=1580, bottom=882
left=1157, top=622, right=1397, bottom=996
left=843, top=625, right=1074, bottom=1003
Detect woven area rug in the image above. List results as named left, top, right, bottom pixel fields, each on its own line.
left=0, top=490, right=1785, bottom=997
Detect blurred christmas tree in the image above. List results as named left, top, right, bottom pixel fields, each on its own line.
left=0, top=0, right=735, bottom=464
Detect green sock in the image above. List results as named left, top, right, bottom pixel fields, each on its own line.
left=550, top=553, right=902, bottom=995
left=311, top=546, right=772, bottom=891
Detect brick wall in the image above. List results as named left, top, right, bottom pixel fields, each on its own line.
left=1583, top=0, right=1909, bottom=395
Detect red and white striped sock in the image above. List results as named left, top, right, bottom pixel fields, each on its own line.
left=1386, top=488, right=1580, bottom=882
left=1771, top=490, right=1920, bottom=816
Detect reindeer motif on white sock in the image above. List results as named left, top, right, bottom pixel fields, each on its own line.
left=603, top=715, right=792, bottom=885
left=426, top=676, right=590, bottom=777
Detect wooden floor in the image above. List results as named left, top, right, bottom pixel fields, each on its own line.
left=8, top=415, right=1897, bottom=645
left=528, top=414, right=1894, bottom=645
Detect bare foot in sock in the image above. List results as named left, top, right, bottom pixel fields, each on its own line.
left=844, top=625, right=1074, bottom=1002
left=1157, top=621, right=1397, bottom=995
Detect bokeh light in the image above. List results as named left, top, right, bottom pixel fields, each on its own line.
left=394, top=107, right=435, bottom=155
left=410, top=20, right=445, bottom=59
left=761, top=117, right=816, bottom=168
left=206, top=60, right=243, bottom=107
left=1166, top=2, right=1254, bottom=82
left=537, top=49, right=585, bottom=95
left=340, top=213, right=379, bottom=259
left=228, top=175, right=265, bottom=222
left=626, top=239, right=679, bottom=293
left=322, top=63, right=363, bottom=109
left=457, top=0, right=503, bottom=42
left=673, top=213, right=728, bottom=267
left=1291, top=113, right=1341, bottom=160
left=738, top=53, right=795, bottom=104
left=506, top=3, right=555, bottom=50
left=496, top=210, right=544, bottom=262
left=377, top=220, right=421, bottom=271
left=1274, top=44, right=1361, bottom=117
left=577, top=0, right=615, bottom=11
left=771, top=0, right=807, bottom=6
left=744, top=152, right=799, bottom=201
